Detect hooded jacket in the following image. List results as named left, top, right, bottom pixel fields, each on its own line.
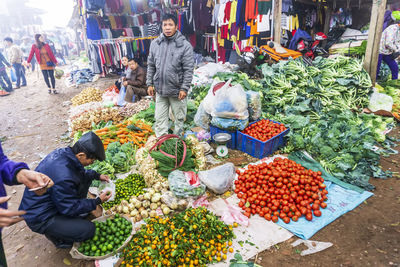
left=19, top=147, right=100, bottom=232
left=146, top=31, right=194, bottom=97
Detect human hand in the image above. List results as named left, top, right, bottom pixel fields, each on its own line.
left=17, top=169, right=54, bottom=196
left=99, top=174, right=110, bottom=183
left=123, top=81, right=128, bottom=87
left=178, top=90, right=187, bottom=100
left=99, top=191, right=112, bottom=203
left=0, top=196, right=26, bottom=227
left=148, top=86, right=155, bottom=96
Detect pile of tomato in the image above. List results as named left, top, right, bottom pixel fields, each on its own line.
left=234, top=157, right=328, bottom=223
left=241, top=119, right=287, bottom=142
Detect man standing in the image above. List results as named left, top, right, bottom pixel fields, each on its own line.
left=0, top=52, right=12, bottom=93
left=124, top=58, right=147, bottom=103
left=147, top=14, right=194, bottom=137
left=19, top=132, right=112, bottom=249
left=4, top=37, right=26, bottom=89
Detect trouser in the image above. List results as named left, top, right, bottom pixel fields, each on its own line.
left=0, top=232, right=7, bottom=267
left=154, top=93, right=187, bottom=137
left=377, top=54, right=399, bottom=80
left=42, top=70, right=56, bottom=89
left=12, top=63, right=26, bottom=87
left=0, top=69, right=12, bottom=92
left=125, top=85, right=147, bottom=103
left=37, top=215, right=95, bottom=247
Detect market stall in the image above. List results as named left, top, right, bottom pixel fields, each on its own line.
left=64, top=42, right=399, bottom=265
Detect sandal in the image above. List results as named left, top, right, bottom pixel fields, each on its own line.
left=48, top=90, right=52, bottom=94
left=52, top=90, right=59, bottom=94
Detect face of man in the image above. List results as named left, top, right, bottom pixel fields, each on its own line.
left=162, top=19, right=178, bottom=37
left=128, top=60, right=138, bottom=71
left=121, top=57, right=128, bottom=67
left=76, top=153, right=96, bottom=166
left=4, top=41, right=11, bottom=47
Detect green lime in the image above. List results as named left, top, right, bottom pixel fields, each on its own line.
left=107, top=244, right=113, bottom=250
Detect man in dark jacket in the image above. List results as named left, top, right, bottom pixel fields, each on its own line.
left=19, top=132, right=112, bottom=248
left=0, top=52, right=12, bottom=93
left=123, top=58, right=147, bottom=103
left=147, top=14, right=194, bottom=137
left=0, top=142, right=54, bottom=266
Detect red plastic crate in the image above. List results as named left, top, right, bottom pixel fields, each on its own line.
left=236, top=120, right=289, bottom=159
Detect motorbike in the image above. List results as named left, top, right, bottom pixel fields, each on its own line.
left=297, top=32, right=329, bottom=65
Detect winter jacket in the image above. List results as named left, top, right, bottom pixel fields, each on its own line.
left=0, top=52, right=10, bottom=71
left=127, top=66, right=146, bottom=88
left=146, top=31, right=194, bottom=97
left=6, top=45, right=24, bottom=64
left=27, top=44, right=58, bottom=65
left=19, top=147, right=100, bottom=230
left=0, top=142, right=28, bottom=211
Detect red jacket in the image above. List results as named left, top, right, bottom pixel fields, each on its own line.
left=27, top=44, right=57, bottom=65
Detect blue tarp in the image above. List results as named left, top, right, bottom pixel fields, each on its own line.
left=276, top=181, right=373, bottom=239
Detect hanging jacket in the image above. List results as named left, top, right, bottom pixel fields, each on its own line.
left=27, top=44, right=57, bottom=65
left=146, top=31, right=194, bottom=97
left=19, top=147, right=101, bottom=231
left=288, top=28, right=312, bottom=50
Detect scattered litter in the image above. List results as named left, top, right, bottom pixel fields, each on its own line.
left=291, top=239, right=333, bottom=256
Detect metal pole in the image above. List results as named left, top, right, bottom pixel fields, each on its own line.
left=214, top=0, right=218, bottom=63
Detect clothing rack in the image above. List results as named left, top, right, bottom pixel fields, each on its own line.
left=88, top=36, right=158, bottom=44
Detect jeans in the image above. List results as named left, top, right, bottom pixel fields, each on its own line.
left=0, top=69, right=12, bottom=92
left=377, top=54, right=399, bottom=80
left=12, top=63, right=26, bottom=87
left=154, top=93, right=187, bottom=137
left=42, top=70, right=55, bottom=89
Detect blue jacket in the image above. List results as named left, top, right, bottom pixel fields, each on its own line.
left=0, top=52, right=10, bottom=71
left=0, top=142, right=28, bottom=232
left=19, top=147, right=100, bottom=230
left=0, top=142, right=28, bottom=209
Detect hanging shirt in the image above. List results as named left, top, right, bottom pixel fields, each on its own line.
left=245, top=0, right=258, bottom=22
left=257, top=12, right=270, bottom=32
left=258, top=0, right=272, bottom=15
left=229, top=0, right=238, bottom=29
left=379, top=24, right=400, bottom=55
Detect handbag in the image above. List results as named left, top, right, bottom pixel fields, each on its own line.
left=46, top=61, right=55, bottom=67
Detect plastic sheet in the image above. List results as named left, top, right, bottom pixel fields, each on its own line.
left=368, top=90, right=393, bottom=112
left=198, top=163, right=235, bottom=194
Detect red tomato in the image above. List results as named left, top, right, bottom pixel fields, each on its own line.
left=272, top=216, right=279, bottom=223
left=314, top=210, right=322, bottom=217
left=320, top=202, right=327, bottom=209
left=292, top=216, right=299, bottom=222
left=283, top=217, right=290, bottom=224
left=305, top=213, right=313, bottom=221
left=264, top=214, right=272, bottom=221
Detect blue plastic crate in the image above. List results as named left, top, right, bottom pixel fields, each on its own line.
left=210, top=125, right=237, bottom=149
left=236, top=120, right=290, bottom=159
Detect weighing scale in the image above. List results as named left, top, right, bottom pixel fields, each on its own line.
left=213, top=133, right=231, bottom=157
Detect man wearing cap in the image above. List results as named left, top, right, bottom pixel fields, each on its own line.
left=19, top=132, right=112, bottom=248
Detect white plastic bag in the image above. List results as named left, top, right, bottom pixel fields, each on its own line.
left=211, top=82, right=249, bottom=120
left=368, top=89, right=393, bottom=112
left=246, top=91, right=262, bottom=121
left=98, top=181, right=116, bottom=202
left=194, top=102, right=212, bottom=130
left=198, top=163, right=236, bottom=194
left=203, top=79, right=228, bottom=115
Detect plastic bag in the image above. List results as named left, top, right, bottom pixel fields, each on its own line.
left=368, top=89, right=393, bottom=112
left=117, top=86, right=127, bottom=106
left=211, top=117, right=248, bottom=131
left=202, top=79, right=227, bottom=115
left=220, top=199, right=249, bottom=226
left=194, top=102, right=212, bottom=130
left=98, top=181, right=116, bottom=202
left=246, top=91, right=261, bottom=121
left=198, top=163, right=235, bottom=194
left=168, top=170, right=206, bottom=198
left=161, top=191, right=189, bottom=210
left=211, top=82, right=249, bottom=120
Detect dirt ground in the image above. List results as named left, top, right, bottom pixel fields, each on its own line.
left=0, top=69, right=399, bottom=267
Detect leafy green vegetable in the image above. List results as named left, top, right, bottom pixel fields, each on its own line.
left=150, top=138, right=196, bottom=177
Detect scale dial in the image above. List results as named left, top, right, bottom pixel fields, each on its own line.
left=216, top=145, right=229, bottom=157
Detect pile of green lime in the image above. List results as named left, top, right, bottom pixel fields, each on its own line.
left=78, top=214, right=133, bottom=257
left=102, top=174, right=146, bottom=210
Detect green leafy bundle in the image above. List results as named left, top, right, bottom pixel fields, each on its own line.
left=150, top=138, right=196, bottom=177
